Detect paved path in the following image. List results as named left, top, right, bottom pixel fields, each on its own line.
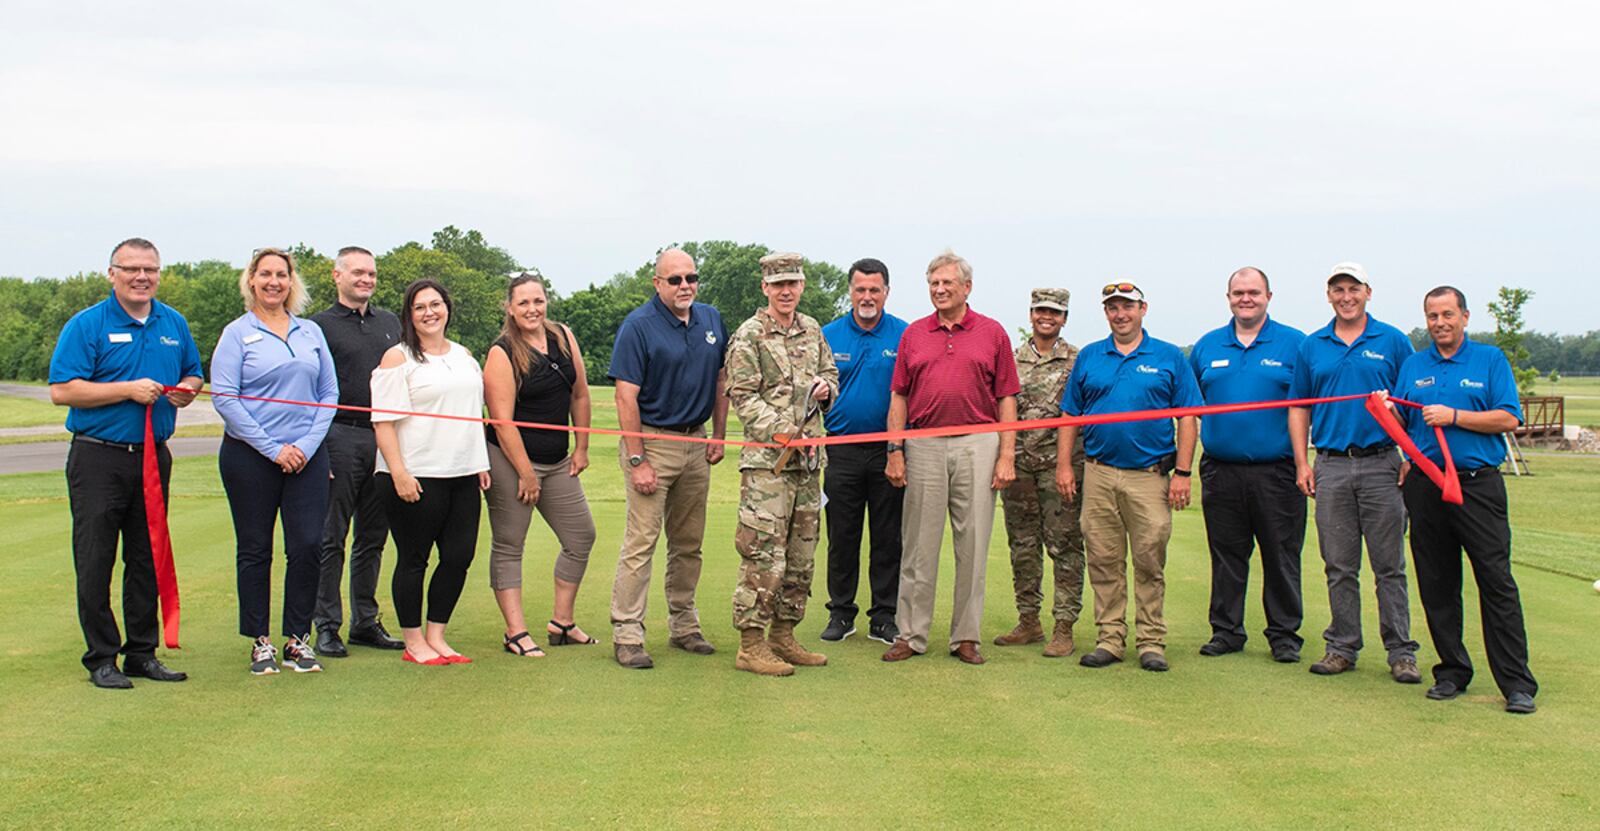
left=0, top=436, right=222, bottom=475
left=0, top=382, right=225, bottom=438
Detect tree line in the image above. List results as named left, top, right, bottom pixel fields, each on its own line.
left=0, top=227, right=848, bottom=386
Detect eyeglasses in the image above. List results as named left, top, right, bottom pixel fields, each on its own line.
left=111, top=264, right=161, bottom=277
left=1102, top=282, right=1138, bottom=296
left=661, top=273, right=700, bottom=287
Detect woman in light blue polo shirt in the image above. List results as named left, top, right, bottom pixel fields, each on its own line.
left=211, top=247, right=338, bottom=676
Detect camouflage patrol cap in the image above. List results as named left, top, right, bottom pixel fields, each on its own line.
left=1030, top=288, right=1070, bottom=312
left=759, top=252, right=805, bottom=283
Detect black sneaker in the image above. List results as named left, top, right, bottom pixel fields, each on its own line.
left=282, top=636, right=323, bottom=673
left=867, top=620, right=899, bottom=645
left=250, top=638, right=280, bottom=676
left=820, top=618, right=856, bottom=642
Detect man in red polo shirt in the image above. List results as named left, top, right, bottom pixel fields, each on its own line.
left=881, top=250, right=1020, bottom=665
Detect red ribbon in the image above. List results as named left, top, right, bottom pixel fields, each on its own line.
left=1364, top=393, right=1462, bottom=505
left=143, top=405, right=181, bottom=648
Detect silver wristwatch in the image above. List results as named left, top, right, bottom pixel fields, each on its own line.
left=628, top=454, right=646, bottom=468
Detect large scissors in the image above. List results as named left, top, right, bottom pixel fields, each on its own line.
left=772, top=399, right=823, bottom=474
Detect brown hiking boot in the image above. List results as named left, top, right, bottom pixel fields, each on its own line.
left=1042, top=620, right=1075, bottom=658
left=735, top=628, right=794, bottom=677
left=768, top=621, right=827, bottom=667
left=1309, top=652, right=1355, bottom=676
left=993, top=614, right=1045, bottom=646
left=1391, top=657, right=1422, bottom=684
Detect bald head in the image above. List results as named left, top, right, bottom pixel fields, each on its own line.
left=652, top=247, right=699, bottom=318
left=655, top=248, right=694, bottom=277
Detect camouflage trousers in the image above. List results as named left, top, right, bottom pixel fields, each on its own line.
left=1001, top=463, right=1086, bottom=622
left=732, top=468, right=821, bottom=630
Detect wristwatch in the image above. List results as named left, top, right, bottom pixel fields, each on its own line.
left=886, top=443, right=903, bottom=454
left=1173, top=468, right=1192, bottom=478
left=627, top=454, right=646, bottom=468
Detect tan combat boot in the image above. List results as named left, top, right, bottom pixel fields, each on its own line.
left=1042, top=620, right=1075, bottom=658
left=768, top=621, right=827, bottom=667
left=735, top=628, right=795, bottom=676
left=993, top=614, right=1045, bottom=646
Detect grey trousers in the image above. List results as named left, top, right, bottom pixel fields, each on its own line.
left=896, top=432, right=1000, bottom=653
left=1312, top=451, right=1418, bottom=663
left=314, top=422, right=388, bottom=633
left=484, top=443, right=597, bottom=590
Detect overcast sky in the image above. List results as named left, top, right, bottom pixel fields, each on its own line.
left=2, top=1, right=1595, bottom=344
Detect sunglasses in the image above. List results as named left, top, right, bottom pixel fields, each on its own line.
left=1102, top=282, right=1139, bottom=296
left=661, top=273, right=700, bottom=287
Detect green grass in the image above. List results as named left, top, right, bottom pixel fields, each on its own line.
left=2, top=435, right=1598, bottom=829
left=0, top=394, right=64, bottom=428
left=1545, top=375, right=1600, bottom=429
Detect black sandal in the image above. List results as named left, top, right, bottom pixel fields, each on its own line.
left=503, top=631, right=545, bottom=657
left=547, top=620, right=598, bottom=646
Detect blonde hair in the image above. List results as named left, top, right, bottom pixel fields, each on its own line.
left=925, top=249, right=972, bottom=284
left=239, top=247, right=309, bottom=315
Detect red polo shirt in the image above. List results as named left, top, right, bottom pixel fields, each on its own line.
left=891, top=306, right=1021, bottom=429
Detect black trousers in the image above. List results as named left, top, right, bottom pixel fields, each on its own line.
left=1402, top=468, right=1537, bottom=698
left=1198, top=456, right=1307, bottom=650
left=314, top=423, right=390, bottom=633
left=219, top=436, right=330, bottom=640
left=822, top=443, right=903, bottom=624
left=66, top=439, right=171, bottom=671
left=380, top=473, right=481, bottom=628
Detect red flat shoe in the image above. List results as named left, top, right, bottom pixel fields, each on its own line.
left=443, top=654, right=473, bottom=664
left=403, top=650, right=449, bottom=666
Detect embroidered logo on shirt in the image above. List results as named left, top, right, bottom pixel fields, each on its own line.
left=882, top=349, right=897, bottom=358
left=1361, top=350, right=1386, bottom=361
left=1414, top=376, right=1436, bottom=388
left=705, top=331, right=717, bottom=344
left=1136, top=364, right=1160, bottom=374
left=1259, top=358, right=1284, bottom=367
left=160, top=336, right=180, bottom=347
left=1460, top=378, right=1485, bottom=389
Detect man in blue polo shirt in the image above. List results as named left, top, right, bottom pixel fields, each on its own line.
left=607, top=247, right=730, bottom=669
left=1188, top=267, right=1308, bottom=663
left=1390, top=286, right=1537, bottom=714
left=48, top=238, right=203, bottom=689
left=1056, top=282, right=1201, bottom=672
left=1288, top=261, right=1421, bottom=683
left=818, top=258, right=908, bottom=645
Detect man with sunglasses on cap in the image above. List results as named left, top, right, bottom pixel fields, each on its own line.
left=724, top=252, right=839, bottom=676
left=607, top=247, right=731, bottom=669
left=1056, top=282, right=1201, bottom=672
left=1288, top=262, right=1420, bottom=683
left=996, top=288, right=1086, bottom=658
left=1188, top=267, right=1308, bottom=663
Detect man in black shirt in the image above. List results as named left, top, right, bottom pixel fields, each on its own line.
left=310, top=246, right=404, bottom=655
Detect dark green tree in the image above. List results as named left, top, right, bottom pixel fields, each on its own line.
left=1486, top=287, right=1539, bottom=395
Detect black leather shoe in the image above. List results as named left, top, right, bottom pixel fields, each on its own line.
left=819, top=618, right=855, bottom=642
left=1426, top=680, right=1464, bottom=700
left=1198, top=639, right=1242, bottom=657
left=90, top=664, right=134, bottom=689
left=1139, top=652, right=1170, bottom=672
left=316, top=628, right=348, bottom=658
left=348, top=621, right=404, bottom=650
left=1505, top=692, right=1537, bottom=714
left=1079, top=648, right=1122, bottom=668
left=123, top=656, right=187, bottom=682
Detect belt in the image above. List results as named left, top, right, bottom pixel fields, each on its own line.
left=1087, top=456, right=1168, bottom=475
left=1317, top=443, right=1396, bottom=459
left=1458, top=466, right=1500, bottom=479
left=645, top=422, right=704, bottom=434
left=333, top=415, right=373, bottom=429
left=74, top=434, right=160, bottom=453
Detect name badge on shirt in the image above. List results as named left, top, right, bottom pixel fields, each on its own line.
left=1210, top=359, right=1229, bottom=368
left=1414, top=376, right=1435, bottom=388
left=108, top=333, right=133, bottom=343
left=243, top=333, right=264, bottom=345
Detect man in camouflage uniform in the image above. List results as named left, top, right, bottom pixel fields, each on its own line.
left=726, top=252, right=841, bottom=676
left=997, top=289, right=1086, bottom=657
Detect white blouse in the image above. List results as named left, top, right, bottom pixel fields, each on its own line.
left=370, top=341, right=490, bottom=478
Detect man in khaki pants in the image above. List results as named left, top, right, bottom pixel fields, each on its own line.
left=1056, top=283, right=1201, bottom=672
left=606, top=248, right=731, bottom=669
left=880, top=250, right=1020, bottom=666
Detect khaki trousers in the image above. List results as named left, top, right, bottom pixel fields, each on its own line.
left=610, top=428, right=711, bottom=645
left=896, top=432, right=999, bottom=653
left=1081, top=460, right=1172, bottom=658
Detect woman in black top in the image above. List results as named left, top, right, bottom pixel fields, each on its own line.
left=483, top=274, right=599, bottom=656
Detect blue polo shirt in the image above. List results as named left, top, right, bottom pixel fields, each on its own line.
left=822, top=312, right=907, bottom=435
left=1189, top=316, right=1306, bottom=463
left=1061, top=329, right=1203, bottom=470
left=210, top=311, right=339, bottom=460
left=608, top=296, right=728, bottom=427
left=1394, top=339, right=1521, bottom=469
left=1290, top=314, right=1414, bottom=451
left=48, top=293, right=203, bottom=444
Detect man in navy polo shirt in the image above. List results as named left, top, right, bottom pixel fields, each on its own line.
left=1057, top=282, right=1201, bottom=672
left=607, top=247, right=730, bottom=669
left=819, top=258, right=908, bottom=645
left=48, top=238, right=203, bottom=689
left=1189, top=267, right=1308, bottom=663
left=1390, top=286, right=1537, bottom=714
left=1288, top=261, right=1421, bottom=683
